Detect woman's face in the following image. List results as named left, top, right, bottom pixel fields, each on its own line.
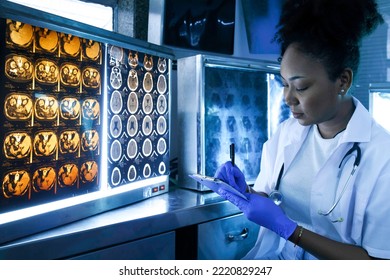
left=280, top=43, right=342, bottom=127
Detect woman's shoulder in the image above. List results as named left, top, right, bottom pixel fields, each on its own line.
left=357, top=118, right=390, bottom=168
left=369, top=119, right=390, bottom=145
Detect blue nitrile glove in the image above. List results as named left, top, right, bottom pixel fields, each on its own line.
left=214, top=161, right=247, bottom=194
left=218, top=190, right=297, bottom=240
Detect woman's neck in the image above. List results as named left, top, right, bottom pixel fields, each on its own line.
left=317, top=98, right=356, bottom=139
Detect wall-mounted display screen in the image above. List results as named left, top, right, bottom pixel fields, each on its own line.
left=163, top=0, right=236, bottom=55
left=241, top=0, right=283, bottom=55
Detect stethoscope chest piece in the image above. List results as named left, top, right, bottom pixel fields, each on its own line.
left=269, top=190, right=283, bottom=206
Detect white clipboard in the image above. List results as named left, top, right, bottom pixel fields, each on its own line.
left=188, top=174, right=248, bottom=201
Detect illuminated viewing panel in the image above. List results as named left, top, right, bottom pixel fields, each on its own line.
left=0, top=17, right=170, bottom=225
left=1, top=19, right=103, bottom=213
left=106, top=45, right=170, bottom=188
left=7, top=0, right=113, bottom=31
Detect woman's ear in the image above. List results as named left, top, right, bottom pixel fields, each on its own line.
left=338, top=68, right=353, bottom=94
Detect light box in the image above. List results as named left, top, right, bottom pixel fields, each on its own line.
left=0, top=2, right=172, bottom=244
left=177, top=54, right=288, bottom=191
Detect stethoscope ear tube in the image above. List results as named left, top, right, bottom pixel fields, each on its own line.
left=275, top=164, right=284, bottom=192
left=339, top=142, right=361, bottom=168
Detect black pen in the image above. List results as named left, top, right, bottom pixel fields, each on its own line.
left=230, top=143, right=235, bottom=166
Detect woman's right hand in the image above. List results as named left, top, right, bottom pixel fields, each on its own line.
left=214, top=161, right=248, bottom=194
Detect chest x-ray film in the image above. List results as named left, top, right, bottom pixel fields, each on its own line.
left=177, top=55, right=289, bottom=191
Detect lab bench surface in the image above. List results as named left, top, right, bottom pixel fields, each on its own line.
left=0, top=186, right=249, bottom=259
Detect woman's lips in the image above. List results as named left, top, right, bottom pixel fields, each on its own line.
left=292, top=112, right=304, bottom=119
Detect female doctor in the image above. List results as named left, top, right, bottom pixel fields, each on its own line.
left=215, top=0, right=390, bottom=259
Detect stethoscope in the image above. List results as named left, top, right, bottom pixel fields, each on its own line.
left=269, top=142, right=361, bottom=222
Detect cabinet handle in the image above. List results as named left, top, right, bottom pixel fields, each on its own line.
left=226, top=227, right=249, bottom=242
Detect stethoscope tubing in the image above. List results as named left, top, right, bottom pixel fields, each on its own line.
left=317, top=164, right=358, bottom=216
left=271, top=142, right=361, bottom=221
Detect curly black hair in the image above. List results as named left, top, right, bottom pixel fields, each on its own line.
left=273, top=0, right=384, bottom=80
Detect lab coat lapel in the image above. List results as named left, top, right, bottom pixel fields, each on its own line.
left=340, top=97, right=371, bottom=144
left=282, top=123, right=310, bottom=173
left=310, top=98, right=370, bottom=240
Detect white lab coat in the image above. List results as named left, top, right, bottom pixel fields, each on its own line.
left=246, top=97, right=390, bottom=259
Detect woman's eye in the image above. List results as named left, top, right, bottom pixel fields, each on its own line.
left=296, top=87, right=308, bottom=92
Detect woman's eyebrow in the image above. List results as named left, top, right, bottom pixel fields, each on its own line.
left=280, top=74, right=306, bottom=82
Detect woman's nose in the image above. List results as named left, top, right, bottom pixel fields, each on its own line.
left=284, top=87, right=298, bottom=106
